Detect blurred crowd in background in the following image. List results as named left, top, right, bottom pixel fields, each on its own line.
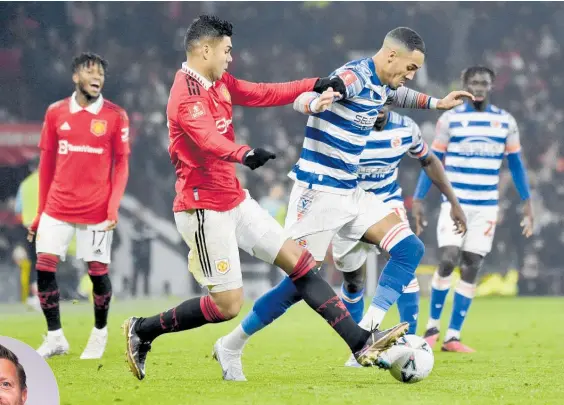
left=1, top=2, right=563, bottom=300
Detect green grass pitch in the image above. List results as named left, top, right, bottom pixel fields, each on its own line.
left=1, top=296, right=563, bottom=405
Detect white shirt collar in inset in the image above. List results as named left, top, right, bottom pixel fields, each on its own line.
left=181, top=62, right=213, bottom=90
left=69, top=92, right=104, bottom=114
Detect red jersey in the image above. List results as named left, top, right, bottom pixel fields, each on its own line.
left=167, top=63, right=317, bottom=212
left=37, top=93, right=130, bottom=224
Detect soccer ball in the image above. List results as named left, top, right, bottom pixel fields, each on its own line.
left=384, top=335, right=434, bottom=384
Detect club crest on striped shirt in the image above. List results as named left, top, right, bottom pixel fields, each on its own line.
left=391, top=136, right=402, bottom=149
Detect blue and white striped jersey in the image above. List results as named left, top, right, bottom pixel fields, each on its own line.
left=289, top=56, right=437, bottom=195
left=432, top=103, right=520, bottom=207
left=289, top=58, right=389, bottom=194
left=358, top=111, right=429, bottom=203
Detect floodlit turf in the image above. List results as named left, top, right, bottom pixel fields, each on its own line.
left=1, top=296, right=563, bottom=405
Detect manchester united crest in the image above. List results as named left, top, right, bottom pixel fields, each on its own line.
left=90, top=119, right=108, bottom=137
left=215, top=259, right=231, bottom=275
left=221, top=85, right=231, bottom=103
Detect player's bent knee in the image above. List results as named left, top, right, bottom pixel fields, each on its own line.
left=438, top=246, right=460, bottom=277
left=459, top=251, right=484, bottom=284
left=88, top=261, right=109, bottom=276
left=36, top=253, right=59, bottom=272
left=210, top=288, right=244, bottom=320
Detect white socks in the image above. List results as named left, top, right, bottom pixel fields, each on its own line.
left=358, top=305, right=386, bottom=331
left=221, top=324, right=250, bottom=351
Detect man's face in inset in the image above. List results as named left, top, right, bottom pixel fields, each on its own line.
left=0, top=359, right=27, bottom=405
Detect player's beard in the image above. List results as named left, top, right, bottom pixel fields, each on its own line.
left=78, top=82, right=100, bottom=103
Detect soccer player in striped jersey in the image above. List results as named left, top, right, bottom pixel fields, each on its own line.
left=413, top=66, right=534, bottom=352
left=332, top=107, right=465, bottom=367
left=213, top=27, right=470, bottom=381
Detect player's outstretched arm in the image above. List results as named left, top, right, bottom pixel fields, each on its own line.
left=388, top=87, right=474, bottom=110
left=221, top=72, right=319, bottom=108
left=505, top=116, right=533, bottom=237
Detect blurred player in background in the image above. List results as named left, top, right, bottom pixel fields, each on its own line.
left=13, top=157, right=40, bottom=311
left=28, top=52, right=130, bottom=360
left=214, top=27, right=471, bottom=381
left=123, top=15, right=408, bottom=382
left=413, top=66, right=534, bottom=352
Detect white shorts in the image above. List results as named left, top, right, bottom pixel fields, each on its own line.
left=437, top=202, right=498, bottom=256
left=175, top=191, right=287, bottom=293
left=332, top=203, right=408, bottom=272
left=284, top=184, right=394, bottom=261
left=36, top=213, right=114, bottom=263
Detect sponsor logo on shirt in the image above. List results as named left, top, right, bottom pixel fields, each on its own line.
left=90, top=119, right=108, bottom=137
left=189, top=102, right=206, bottom=119
left=58, top=140, right=103, bottom=155
left=216, top=118, right=232, bottom=134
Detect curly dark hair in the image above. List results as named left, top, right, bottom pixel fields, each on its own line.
left=71, top=52, right=108, bottom=74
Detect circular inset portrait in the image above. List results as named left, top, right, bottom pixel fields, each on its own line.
left=0, top=336, right=59, bottom=405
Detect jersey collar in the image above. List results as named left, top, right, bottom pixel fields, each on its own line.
left=69, top=92, right=104, bottom=114
left=181, top=63, right=213, bottom=90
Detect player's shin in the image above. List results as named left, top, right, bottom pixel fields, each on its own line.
left=88, top=262, right=112, bottom=330
left=223, top=276, right=301, bottom=351
left=446, top=280, right=476, bottom=341
left=135, top=295, right=227, bottom=342
left=279, top=246, right=370, bottom=353
left=361, top=231, right=425, bottom=331
left=397, top=278, right=420, bottom=335
left=340, top=269, right=366, bottom=324
left=36, top=254, right=62, bottom=331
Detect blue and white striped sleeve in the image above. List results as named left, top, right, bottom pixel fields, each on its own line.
left=406, top=119, right=429, bottom=160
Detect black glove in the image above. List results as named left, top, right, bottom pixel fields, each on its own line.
left=242, top=148, right=276, bottom=170
left=313, top=75, right=346, bottom=97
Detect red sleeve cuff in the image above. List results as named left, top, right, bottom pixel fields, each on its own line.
left=236, top=146, right=253, bottom=163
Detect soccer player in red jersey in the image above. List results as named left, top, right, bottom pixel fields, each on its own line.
left=28, top=53, right=130, bottom=360
left=124, top=15, right=408, bottom=381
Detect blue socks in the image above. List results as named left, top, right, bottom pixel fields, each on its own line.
left=397, top=289, right=420, bottom=334
left=340, top=283, right=364, bottom=324
left=241, top=276, right=301, bottom=336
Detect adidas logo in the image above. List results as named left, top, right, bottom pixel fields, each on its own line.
left=60, top=122, right=71, bottom=131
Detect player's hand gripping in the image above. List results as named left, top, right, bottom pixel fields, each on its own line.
left=105, top=220, right=117, bottom=231
left=314, top=76, right=346, bottom=97
left=449, top=203, right=467, bottom=235
left=521, top=199, right=534, bottom=238
left=310, top=87, right=341, bottom=113
left=243, top=148, right=276, bottom=170
left=436, top=91, right=475, bottom=110
left=411, top=200, right=427, bottom=236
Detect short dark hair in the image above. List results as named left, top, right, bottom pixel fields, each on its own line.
left=0, top=344, right=27, bottom=391
left=461, top=66, right=496, bottom=84
left=385, top=27, right=426, bottom=54
left=184, top=15, right=233, bottom=53
left=71, top=52, right=108, bottom=74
